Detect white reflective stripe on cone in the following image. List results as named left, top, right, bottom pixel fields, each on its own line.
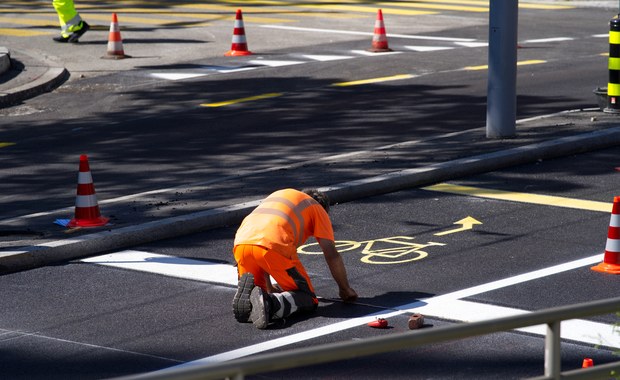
left=606, top=238, right=620, bottom=253
left=77, top=172, right=93, bottom=184
left=610, top=214, right=620, bottom=227
left=75, top=194, right=99, bottom=208
left=231, top=35, right=247, bottom=43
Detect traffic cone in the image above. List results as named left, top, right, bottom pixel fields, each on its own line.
left=104, top=13, right=126, bottom=59
left=225, top=9, right=252, bottom=56
left=582, top=358, right=594, bottom=368
left=368, top=9, right=392, bottom=53
left=68, top=155, right=109, bottom=228
left=591, top=196, right=620, bottom=274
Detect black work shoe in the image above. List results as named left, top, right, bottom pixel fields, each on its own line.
left=52, top=35, right=71, bottom=43
left=233, top=273, right=255, bottom=323
left=249, top=287, right=271, bottom=329
left=52, top=21, right=90, bottom=43
left=68, top=21, right=90, bottom=43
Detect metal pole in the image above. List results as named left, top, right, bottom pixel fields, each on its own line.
left=486, top=0, right=518, bottom=138
left=544, top=321, right=561, bottom=380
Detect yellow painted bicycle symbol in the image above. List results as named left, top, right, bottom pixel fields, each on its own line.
left=298, top=236, right=446, bottom=265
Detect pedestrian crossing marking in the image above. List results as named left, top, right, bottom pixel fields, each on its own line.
left=80, top=13, right=219, bottom=26
left=378, top=1, right=488, bottom=13
left=0, top=27, right=50, bottom=37
left=0, top=16, right=57, bottom=27
left=0, top=0, right=577, bottom=39
left=292, top=4, right=437, bottom=16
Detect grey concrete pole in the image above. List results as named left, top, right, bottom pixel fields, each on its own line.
left=486, top=0, right=518, bottom=138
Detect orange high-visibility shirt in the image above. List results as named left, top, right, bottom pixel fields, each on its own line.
left=234, top=189, right=334, bottom=258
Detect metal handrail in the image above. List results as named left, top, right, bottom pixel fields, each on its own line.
left=117, top=297, right=620, bottom=380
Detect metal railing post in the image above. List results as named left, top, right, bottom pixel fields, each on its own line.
left=544, top=321, right=562, bottom=380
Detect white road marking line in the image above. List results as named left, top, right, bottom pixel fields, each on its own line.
left=149, top=73, right=208, bottom=81
left=0, top=328, right=183, bottom=363
left=81, top=250, right=238, bottom=286
left=404, top=45, right=454, bottom=52
left=298, top=54, right=354, bottom=61
left=82, top=250, right=617, bottom=371
left=260, top=24, right=477, bottom=42
left=418, top=299, right=620, bottom=349
left=197, top=65, right=256, bottom=73
left=455, top=41, right=489, bottom=48
left=350, top=49, right=402, bottom=56
left=523, top=37, right=574, bottom=43
left=247, top=59, right=306, bottom=67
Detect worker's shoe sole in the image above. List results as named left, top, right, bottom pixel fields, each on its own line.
left=233, top=273, right=254, bottom=323
left=249, top=286, right=270, bottom=329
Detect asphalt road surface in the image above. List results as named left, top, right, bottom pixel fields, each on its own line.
left=1, top=2, right=619, bottom=379
left=1, top=147, right=618, bottom=379
left=0, top=2, right=613, bottom=224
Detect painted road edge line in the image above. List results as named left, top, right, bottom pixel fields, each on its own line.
left=423, top=183, right=613, bottom=213
left=259, top=24, right=477, bottom=42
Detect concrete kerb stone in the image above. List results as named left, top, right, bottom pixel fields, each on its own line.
left=1, top=126, right=620, bottom=275
left=0, top=49, right=69, bottom=108
left=0, top=200, right=261, bottom=274
left=0, top=47, right=10, bottom=75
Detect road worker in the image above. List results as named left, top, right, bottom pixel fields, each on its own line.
left=232, top=188, right=358, bottom=329
left=52, top=0, right=89, bottom=43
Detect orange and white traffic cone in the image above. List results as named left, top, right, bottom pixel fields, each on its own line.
left=225, top=9, right=252, bottom=56
left=105, top=13, right=126, bottom=59
left=368, top=9, right=392, bottom=53
left=68, top=155, right=109, bottom=228
left=592, top=196, right=620, bottom=274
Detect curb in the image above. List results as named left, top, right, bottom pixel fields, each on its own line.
left=0, top=47, right=10, bottom=75
left=0, top=49, right=69, bottom=108
left=2, top=126, right=620, bottom=274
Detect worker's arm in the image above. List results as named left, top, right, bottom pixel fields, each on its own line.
left=317, top=237, right=358, bottom=303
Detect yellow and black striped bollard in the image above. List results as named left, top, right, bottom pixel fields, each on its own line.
left=607, top=15, right=620, bottom=113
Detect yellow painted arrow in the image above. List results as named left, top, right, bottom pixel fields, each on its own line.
left=434, top=216, right=482, bottom=236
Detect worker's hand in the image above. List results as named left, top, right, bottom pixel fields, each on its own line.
left=339, top=286, right=358, bottom=303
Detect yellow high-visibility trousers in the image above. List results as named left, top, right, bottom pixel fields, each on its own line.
left=52, top=0, right=83, bottom=37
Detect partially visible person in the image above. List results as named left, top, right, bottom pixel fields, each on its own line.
left=52, top=0, right=89, bottom=43
left=232, top=188, right=358, bottom=329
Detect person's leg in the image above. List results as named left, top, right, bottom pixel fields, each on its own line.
left=52, top=0, right=89, bottom=42
left=233, top=245, right=268, bottom=323
left=249, top=250, right=318, bottom=328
